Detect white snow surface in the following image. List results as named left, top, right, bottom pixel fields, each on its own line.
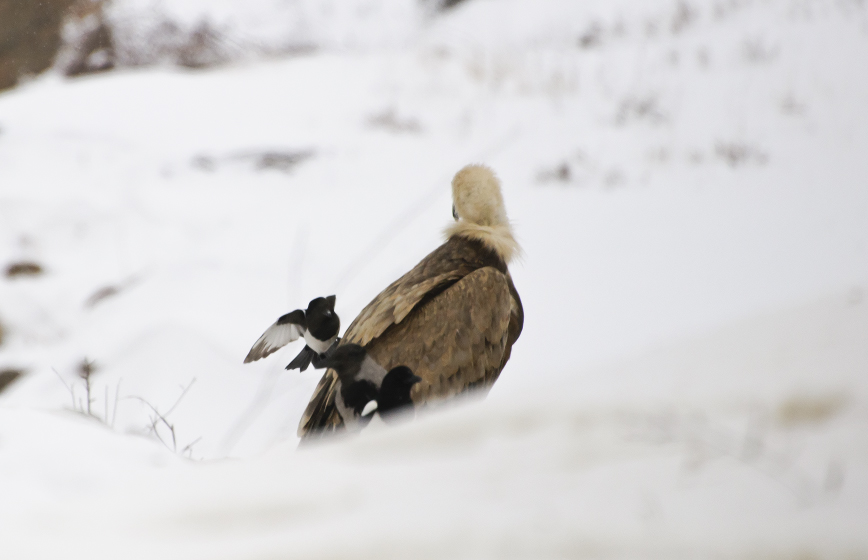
left=2, top=0, right=868, bottom=557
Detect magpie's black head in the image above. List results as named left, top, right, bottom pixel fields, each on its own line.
left=306, top=295, right=340, bottom=340
left=318, top=343, right=367, bottom=382
left=377, top=366, right=422, bottom=418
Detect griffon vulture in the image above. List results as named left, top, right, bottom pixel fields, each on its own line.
left=298, top=164, right=523, bottom=439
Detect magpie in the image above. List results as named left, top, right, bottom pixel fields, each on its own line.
left=243, top=295, right=340, bottom=372
left=359, top=366, right=421, bottom=422
left=318, top=343, right=422, bottom=426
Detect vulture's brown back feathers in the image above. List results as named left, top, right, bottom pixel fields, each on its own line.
left=367, top=265, right=512, bottom=402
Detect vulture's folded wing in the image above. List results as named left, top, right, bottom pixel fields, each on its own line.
left=342, top=236, right=503, bottom=347
left=344, top=272, right=464, bottom=347
left=367, top=266, right=514, bottom=402
left=244, top=310, right=306, bottom=363
left=296, top=369, right=342, bottom=439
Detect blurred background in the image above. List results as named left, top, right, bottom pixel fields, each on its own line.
left=1, top=0, right=867, bottom=558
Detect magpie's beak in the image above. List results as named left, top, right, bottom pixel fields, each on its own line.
left=452, top=205, right=458, bottom=221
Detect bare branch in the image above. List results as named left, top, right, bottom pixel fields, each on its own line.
left=51, top=367, right=76, bottom=409
left=125, top=379, right=194, bottom=454
left=182, top=437, right=202, bottom=458
left=164, top=377, right=196, bottom=418
left=78, top=358, right=96, bottom=416
left=112, top=380, right=121, bottom=428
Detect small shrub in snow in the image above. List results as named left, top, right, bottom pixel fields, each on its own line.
left=777, top=394, right=847, bottom=427
left=715, top=141, right=769, bottom=167
left=367, top=108, right=423, bottom=133
left=191, top=150, right=314, bottom=174
left=52, top=358, right=119, bottom=426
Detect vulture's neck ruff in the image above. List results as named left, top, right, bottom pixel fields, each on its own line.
left=445, top=164, right=520, bottom=264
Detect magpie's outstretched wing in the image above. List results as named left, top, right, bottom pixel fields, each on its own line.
left=244, top=310, right=306, bottom=363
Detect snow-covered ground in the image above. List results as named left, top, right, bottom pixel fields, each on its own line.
left=1, top=0, right=867, bottom=557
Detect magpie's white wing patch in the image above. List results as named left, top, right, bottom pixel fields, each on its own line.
left=244, top=320, right=305, bottom=363
left=361, top=400, right=378, bottom=417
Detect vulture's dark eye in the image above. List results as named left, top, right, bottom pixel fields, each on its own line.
left=452, top=205, right=458, bottom=220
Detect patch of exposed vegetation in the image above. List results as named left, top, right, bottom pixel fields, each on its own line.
left=427, top=0, right=471, bottom=11
left=578, top=22, right=603, bottom=49
left=192, top=149, right=314, bottom=174
left=85, top=285, right=121, bottom=308
left=56, top=0, right=115, bottom=78
left=615, top=95, right=668, bottom=126
left=0, top=368, right=24, bottom=394
left=780, top=93, right=806, bottom=116
left=0, top=0, right=77, bottom=91
left=715, top=141, right=769, bottom=167
left=5, top=261, right=44, bottom=278
left=777, top=393, right=847, bottom=427
left=670, top=1, right=699, bottom=34
left=367, top=108, right=423, bottom=134
left=742, top=37, right=779, bottom=64
left=537, top=163, right=573, bottom=184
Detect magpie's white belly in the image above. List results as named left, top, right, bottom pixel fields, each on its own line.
left=303, top=331, right=334, bottom=354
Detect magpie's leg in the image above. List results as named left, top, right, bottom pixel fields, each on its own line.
left=286, top=346, right=315, bottom=371
left=311, top=338, right=342, bottom=369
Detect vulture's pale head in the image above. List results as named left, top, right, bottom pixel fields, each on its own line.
left=446, top=164, right=520, bottom=264
left=451, top=165, right=508, bottom=227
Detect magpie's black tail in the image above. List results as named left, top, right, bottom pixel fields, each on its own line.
left=286, top=346, right=316, bottom=371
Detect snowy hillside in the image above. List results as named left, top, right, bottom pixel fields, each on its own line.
left=1, top=0, right=867, bottom=557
